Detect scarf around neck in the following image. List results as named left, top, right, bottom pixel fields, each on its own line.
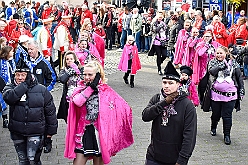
left=159, top=89, right=178, bottom=126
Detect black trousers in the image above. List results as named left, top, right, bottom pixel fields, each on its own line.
left=123, top=60, right=134, bottom=84
left=53, top=50, right=65, bottom=71
left=153, top=45, right=167, bottom=71
left=211, top=100, right=236, bottom=136
left=105, top=26, right=113, bottom=49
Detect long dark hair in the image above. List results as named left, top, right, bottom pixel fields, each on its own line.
left=0, top=46, right=13, bottom=60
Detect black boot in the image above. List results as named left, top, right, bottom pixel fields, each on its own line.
left=123, top=72, right=129, bottom=84
left=223, top=118, right=232, bottom=145
left=2, top=115, right=8, bottom=128
left=210, top=120, right=218, bottom=136
left=130, top=75, right=134, bottom=88
left=44, top=137, right=52, bottom=153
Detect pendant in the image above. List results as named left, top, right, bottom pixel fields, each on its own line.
left=162, top=117, right=169, bottom=126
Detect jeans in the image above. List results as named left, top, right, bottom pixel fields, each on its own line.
left=145, top=36, right=152, bottom=51
left=11, top=132, right=43, bottom=165
left=244, top=63, right=248, bottom=77
left=120, top=28, right=132, bottom=49
left=133, top=31, right=141, bottom=52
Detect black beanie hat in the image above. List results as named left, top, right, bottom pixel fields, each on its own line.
left=180, top=65, right=193, bottom=76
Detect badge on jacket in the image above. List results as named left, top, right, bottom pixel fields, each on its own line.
left=20, top=94, right=27, bottom=102
left=36, top=69, right=42, bottom=74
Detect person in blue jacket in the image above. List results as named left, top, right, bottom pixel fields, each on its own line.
left=5, top=1, right=16, bottom=20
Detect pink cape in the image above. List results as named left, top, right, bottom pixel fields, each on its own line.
left=74, top=43, right=104, bottom=67
left=64, top=82, right=134, bottom=164
left=188, top=81, right=200, bottom=106
left=118, top=44, right=141, bottom=75
left=182, top=37, right=202, bottom=66
left=192, top=41, right=220, bottom=85
left=92, top=32, right=105, bottom=61
left=174, top=29, right=189, bottom=65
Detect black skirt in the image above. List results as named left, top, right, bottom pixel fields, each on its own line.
left=75, top=124, right=101, bottom=157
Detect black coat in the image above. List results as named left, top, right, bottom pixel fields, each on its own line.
left=3, top=77, right=58, bottom=136
left=142, top=92, right=197, bottom=165
left=57, top=69, right=70, bottom=122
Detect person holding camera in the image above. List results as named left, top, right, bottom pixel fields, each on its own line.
left=192, top=31, right=221, bottom=104
left=2, top=58, right=58, bottom=165
left=148, top=13, right=168, bottom=75
left=205, top=46, right=244, bottom=145
left=142, top=61, right=197, bottom=165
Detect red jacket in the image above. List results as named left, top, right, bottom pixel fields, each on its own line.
left=80, top=9, right=93, bottom=25
left=11, top=28, right=32, bottom=48
left=8, top=20, right=17, bottom=36
left=41, top=8, right=52, bottom=19
left=211, top=21, right=228, bottom=47
left=95, top=27, right=106, bottom=38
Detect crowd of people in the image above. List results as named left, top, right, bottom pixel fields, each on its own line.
left=0, top=0, right=247, bottom=164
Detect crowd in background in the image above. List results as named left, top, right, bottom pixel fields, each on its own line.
left=0, top=0, right=248, bottom=164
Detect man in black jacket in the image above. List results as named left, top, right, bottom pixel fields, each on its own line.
left=142, top=61, right=197, bottom=165
left=3, top=59, right=58, bottom=165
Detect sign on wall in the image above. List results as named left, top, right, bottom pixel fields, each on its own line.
left=209, top=0, right=222, bottom=11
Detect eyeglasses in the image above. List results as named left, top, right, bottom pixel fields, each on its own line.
left=193, top=32, right=199, bottom=33
left=18, top=23, right=24, bottom=25
left=204, top=36, right=212, bottom=37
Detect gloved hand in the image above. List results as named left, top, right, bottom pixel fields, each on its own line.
left=90, top=73, right=101, bottom=91
left=165, top=91, right=179, bottom=104
left=25, top=72, right=32, bottom=87
left=70, top=63, right=81, bottom=74
left=67, top=68, right=76, bottom=76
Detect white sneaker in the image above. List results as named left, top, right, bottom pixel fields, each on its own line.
left=117, top=48, right=123, bottom=52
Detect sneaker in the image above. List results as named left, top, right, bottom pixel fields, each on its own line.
left=117, top=48, right=123, bottom=52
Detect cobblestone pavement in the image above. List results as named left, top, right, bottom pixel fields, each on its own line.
left=1, top=50, right=248, bottom=165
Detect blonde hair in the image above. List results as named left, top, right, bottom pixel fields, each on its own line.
left=126, top=35, right=135, bottom=44
left=81, top=18, right=92, bottom=31
left=84, top=60, right=107, bottom=84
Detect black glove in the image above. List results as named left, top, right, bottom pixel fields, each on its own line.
left=25, top=72, right=32, bottom=87
left=90, top=72, right=101, bottom=91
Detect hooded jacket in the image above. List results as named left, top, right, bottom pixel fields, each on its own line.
left=142, top=92, right=197, bottom=165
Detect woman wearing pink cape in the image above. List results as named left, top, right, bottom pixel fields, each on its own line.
left=182, top=27, right=202, bottom=67
left=74, top=39, right=103, bottom=66
left=192, top=31, right=221, bottom=104
left=174, top=20, right=192, bottom=67
left=65, top=61, right=133, bottom=165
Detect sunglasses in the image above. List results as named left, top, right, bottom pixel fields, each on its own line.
left=18, top=23, right=24, bottom=25
left=204, top=36, right=212, bottom=37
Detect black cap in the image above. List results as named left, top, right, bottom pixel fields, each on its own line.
left=13, top=13, right=19, bottom=19
left=180, top=65, right=193, bottom=76
left=26, top=2, right=31, bottom=4
left=15, top=58, right=30, bottom=72
left=236, top=39, right=244, bottom=45
left=93, top=2, right=98, bottom=5
left=10, top=1, right=15, bottom=4
left=163, top=61, right=180, bottom=82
